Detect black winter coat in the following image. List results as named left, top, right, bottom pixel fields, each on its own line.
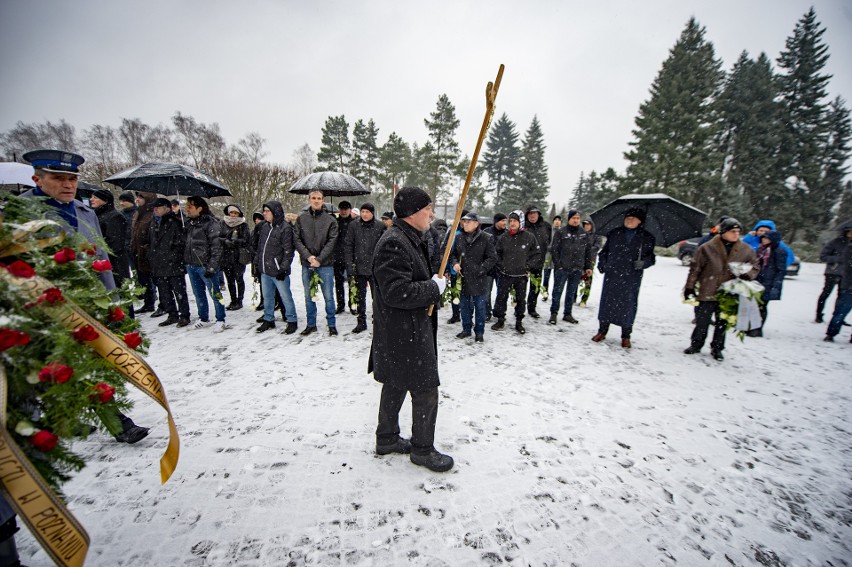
left=257, top=201, right=295, bottom=278
left=550, top=225, right=594, bottom=272
left=93, top=203, right=130, bottom=279
left=525, top=219, right=552, bottom=270
left=496, top=230, right=541, bottom=277
left=756, top=235, right=787, bottom=302
left=334, top=215, right=355, bottom=263
left=449, top=228, right=497, bottom=295
left=597, top=226, right=656, bottom=327
left=295, top=208, right=338, bottom=266
left=344, top=218, right=385, bottom=276
left=183, top=214, right=223, bottom=271
left=220, top=220, right=251, bottom=269
left=148, top=212, right=186, bottom=277
left=369, top=219, right=441, bottom=392
left=820, top=234, right=848, bottom=278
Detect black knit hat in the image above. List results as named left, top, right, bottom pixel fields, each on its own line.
left=493, top=213, right=507, bottom=223
left=338, top=200, right=352, bottom=210
left=359, top=202, right=375, bottom=214
left=719, top=217, right=743, bottom=235
left=393, top=187, right=432, bottom=218
left=118, top=191, right=135, bottom=204
left=152, top=198, right=171, bottom=208
left=624, top=208, right=646, bottom=222
left=252, top=212, right=264, bottom=222
left=381, top=211, right=394, bottom=220
left=92, top=189, right=114, bottom=205
left=566, top=209, right=581, bottom=220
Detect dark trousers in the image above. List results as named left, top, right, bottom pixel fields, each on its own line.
left=493, top=275, right=527, bottom=321
left=527, top=268, right=543, bottom=314
left=376, top=384, right=439, bottom=454
left=334, top=262, right=349, bottom=308
left=690, top=301, right=727, bottom=351
left=543, top=267, right=552, bottom=290
left=485, top=274, right=496, bottom=319
left=817, top=274, right=842, bottom=317
left=598, top=322, right=633, bottom=339
left=827, top=288, right=852, bottom=337
left=354, top=274, right=371, bottom=324
left=223, top=263, right=246, bottom=304
left=137, top=271, right=158, bottom=309
left=550, top=269, right=583, bottom=317
left=154, top=275, right=190, bottom=319
left=449, top=274, right=460, bottom=319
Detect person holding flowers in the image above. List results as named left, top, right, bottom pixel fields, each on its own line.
left=683, top=217, right=759, bottom=361
left=294, top=190, right=338, bottom=337
left=448, top=212, right=497, bottom=343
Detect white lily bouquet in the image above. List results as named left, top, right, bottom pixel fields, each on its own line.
left=716, top=261, right=764, bottom=340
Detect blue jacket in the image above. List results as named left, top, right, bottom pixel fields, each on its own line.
left=742, top=220, right=794, bottom=267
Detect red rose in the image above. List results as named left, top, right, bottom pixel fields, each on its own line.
left=6, top=260, right=36, bottom=278
left=31, top=430, right=58, bottom=452
left=123, top=332, right=143, bottom=349
left=81, top=243, right=97, bottom=256
left=72, top=324, right=100, bottom=343
left=0, top=328, right=30, bottom=352
left=108, top=307, right=126, bottom=322
left=53, top=247, right=77, bottom=264
left=37, top=287, right=65, bottom=305
left=91, top=259, right=112, bottom=272
left=38, top=363, right=74, bottom=384
left=92, top=382, right=115, bottom=403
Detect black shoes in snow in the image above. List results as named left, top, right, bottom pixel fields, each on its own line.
left=150, top=308, right=167, bottom=318
left=456, top=331, right=472, bottom=339
left=474, top=334, right=484, bottom=343
left=300, top=326, right=318, bottom=336
left=352, top=322, right=368, bottom=334
left=328, top=327, right=338, bottom=336
left=283, top=322, right=298, bottom=335
left=563, top=315, right=578, bottom=324
left=375, top=437, right=412, bottom=455
left=515, top=321, right=525, bottom=334
left=548, top=314, right=557, bottom=325
left=447, top=315, right=460, bottom=324
left=159, top=315, right=179, bottom=327
left=115, top=425, right=150, bottom=444
left=528, top=311, right=540, bottom=319
left=711, top=349, right=724, bottom=361
left=491, top=318, right=505, bottom=331
left=684, top=345, right=701, bottom=354
left=410, top=450, right=454, bottom=472
left=226, top=301, right=243, bottom=311
left=256, top=320, right=275, bottom=333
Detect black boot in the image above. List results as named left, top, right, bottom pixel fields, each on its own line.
left=548, top=314, right=557, bottom=325
left=410, top=449, right=454, bottom=472
left=284, top=322, right=298, bottom=335
left=491, top=318, right=505, bottom=331
left=711, top=349, right=724, bottom=361
left=352, top=322, right=368, bottom=334
left=256, top=320, right=275, bottom=333
left=515, top=320, right=525, bottom=334
left=684, top=345, right=701, bottom=354
left=159, top=314, right=179, bottom=327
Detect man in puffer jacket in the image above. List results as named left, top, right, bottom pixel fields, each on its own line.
left=256, top=200, right=299, bottom=334
left=548, top=209, right=594, bottom=325
left=491, top=210, right=541, bottom=334
left=344, top=202, right=385, bottom=333
left=183, top=196, right=229, bottom=332
left=294, top=190, right=339, bottom=336
left=523, top=205, right=551, bottom=318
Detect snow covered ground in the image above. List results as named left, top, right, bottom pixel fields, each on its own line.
left=16, top=256, right=852, bottom=566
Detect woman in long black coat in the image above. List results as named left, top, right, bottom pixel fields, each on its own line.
left=750, top=230, right=786, bottom=336
left=220, top=204, right=251, bottom=310
left=593, top=209, right=656, bottom=348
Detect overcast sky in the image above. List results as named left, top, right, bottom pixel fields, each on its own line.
left=2, top=0, right=851, bottom=208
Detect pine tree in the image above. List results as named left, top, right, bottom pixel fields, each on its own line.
left=378, top=132, right=411, bottom=195
left=835, top=180, right=852, bottom=224
left=456, top=155, right=489, bottom=215
left=717, top=52, right=782, bottom=223
left=350, top=119, right=380, bottom=188
left=819, top=97, right=852, bottom=227
left=317, top=115, right=351, bottom=173
left=623, top=18, right=725, bottom=212
left=423, top=94, right=461, bottom=203
left=504, top=116, right=549, bottom=212
left=481, top=113, right=520, bottom=210
left=775, top=7, right=833, bottom=239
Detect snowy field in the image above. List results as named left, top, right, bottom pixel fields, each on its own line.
left=16, top=256, right=852, bottom=566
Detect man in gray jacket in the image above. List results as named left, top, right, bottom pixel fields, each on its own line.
left=294, top=190, right=339, bottom=336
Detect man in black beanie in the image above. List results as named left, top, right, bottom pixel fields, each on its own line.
left=369, top=187, right=453, bottom=472
left=89, top=188, right=132, bottom=289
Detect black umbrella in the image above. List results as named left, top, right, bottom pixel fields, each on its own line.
left=75, top=180, right=102, bottom=200
left=104, top=162, right=231, bottom=198
left=589, top=193, right=707, bottom=248
left=286, top=171, right=369, bottom=197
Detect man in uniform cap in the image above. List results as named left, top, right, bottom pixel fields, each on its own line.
left=370, top=187, right=454, bottom=472
left=20, top=150, right=150, bottom=441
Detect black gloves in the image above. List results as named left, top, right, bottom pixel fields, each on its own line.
left=275, top=269, right=289, bottom=281
left=683, top=287, right=694, bottom=301
left=204, top=266, right=216, bottom=278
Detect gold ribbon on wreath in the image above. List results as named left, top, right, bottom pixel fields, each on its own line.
left=1, top=365, right=89, bottom=567
left=0, top=270, right=181, bottom=483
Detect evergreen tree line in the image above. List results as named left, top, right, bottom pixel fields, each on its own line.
left=0, top=113, right=303, bottom=216
left=316, top=96, right=550, bottom=217
left=572, top=8, right=851, bottom=243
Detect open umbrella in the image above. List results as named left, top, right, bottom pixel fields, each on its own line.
left=590, top=193, right=707, bottom=248
left=0, top=162, right=35, bottom=187
left=104, top=162, right=231, bottom=198
left=75, top=180, right=102, bottom=200
left=286, top=172, right=369, bottom=197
